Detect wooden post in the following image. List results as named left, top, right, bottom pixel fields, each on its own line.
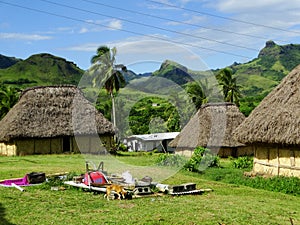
left=277, top=146, right=280, bottom=176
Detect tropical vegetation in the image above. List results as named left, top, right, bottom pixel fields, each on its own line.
left=216, top=67, right=242, bottom=106
left=1, top=41, right=300, bottom=123
left=0, top=85, right=20, bottom=120
left=89, top=46, right=127, bottom=127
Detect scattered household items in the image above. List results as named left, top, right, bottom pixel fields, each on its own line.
left=64, top=161, right=212, bottom=199
left=0, top=172, right=46, bottom=191
left=27, top=172, right=46, bottom=184
left=169, top=183, right=212, bottom=196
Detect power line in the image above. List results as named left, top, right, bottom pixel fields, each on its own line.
left=147, top=0, right=300, bottom=35
left=37, top=0, right=258, bottom=52
left=81, top=0, right=290, bottom=44
left=0, top=0, right=251, bottom=60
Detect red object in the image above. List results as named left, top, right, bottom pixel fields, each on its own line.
left=83, top=171, right=107, bottom=185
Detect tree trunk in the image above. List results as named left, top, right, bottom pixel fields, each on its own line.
left=111, top=92, right=116, bottom=128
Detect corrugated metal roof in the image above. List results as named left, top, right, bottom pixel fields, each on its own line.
left=127, top=132, right=180, bottom=141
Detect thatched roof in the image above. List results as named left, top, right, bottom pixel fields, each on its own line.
left=169, top=102, right=245, bottom=149
left=0, top=85, right=115, bottom=142
left=234, top=64, right=300, bottom=145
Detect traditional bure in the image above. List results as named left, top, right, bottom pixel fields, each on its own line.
left=234, top=64, right=300, bottom=177
left=169, top=102, right=252, bottom=157
left=0, top=85, right=115, bottom=156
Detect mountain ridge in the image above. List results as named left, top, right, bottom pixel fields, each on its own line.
left=1, top=41, right=300, bottom=104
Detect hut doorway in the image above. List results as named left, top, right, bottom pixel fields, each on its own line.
left=63, top=137, right=71, bottom=153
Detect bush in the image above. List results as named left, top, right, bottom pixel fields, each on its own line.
left=156, top=153, right=187, bottom=167
left=183, top=147, right=220, bottom=172
left=231, top=156, right=253, bottom=169
left=156, top=147, right=220, bottom=172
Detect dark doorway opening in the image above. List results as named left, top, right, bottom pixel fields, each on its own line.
left=63, top=137, right=70, bottom=152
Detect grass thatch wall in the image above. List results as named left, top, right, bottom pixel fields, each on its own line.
left=0, top=135, right=114, bottom=156
left=0, top=143, right=16, bottom=156
left=72, top=136, right=113, bottom=154
left=175, top=149, right=194, bottom=157
left=253, top=144, right=300, bottom=177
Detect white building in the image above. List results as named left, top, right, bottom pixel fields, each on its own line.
left=123, top=132, right=180, bottom=152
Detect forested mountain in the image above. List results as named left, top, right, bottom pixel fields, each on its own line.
left=230, top=40, right=300, bottom=97
left=1, top=40, right=300, bottom=120
left=0, top=53, right=84, bottom=88
left=0, top=54, right=21, bottom=69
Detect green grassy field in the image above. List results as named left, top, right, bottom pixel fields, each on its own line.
left=0, top=154, right=299, bottom=225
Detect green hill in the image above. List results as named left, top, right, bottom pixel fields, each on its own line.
left=1, top=40, right=300, bottom=119
left=0, top=53, right=84, bottom=88
left=230, top=40, right=300, bottom=96
left=152, top=60, right=197, bottom=86
left=221, top=40, right=300, bottom=115
left=0, top=54, right=21, bottom=69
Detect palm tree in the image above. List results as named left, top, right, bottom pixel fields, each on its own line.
left=0, top=86, right=19, bottom=119
left=216, top=68, right=242, bottom=106
left=90, top=46, right=126, bottom=127
left=186, top=80, right=208, bottom=109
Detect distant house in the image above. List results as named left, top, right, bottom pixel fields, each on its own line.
left=123, top=132, right=180, bottom=152
left=169, top=102, right=252, bottom=157
left=0, top=85, right=115, bottom=156
left=234, top=65, right=300, bottom=177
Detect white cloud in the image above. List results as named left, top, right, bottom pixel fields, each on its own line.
left=63, top=43, right=100, bottom=52
left=76, top=19, right=122, bottom=33
left=208, top=0, right=300, bottom=29
left=0, top=33, right=52, bottom=41
left=108, top=19, right=122, bottom=30
left=215, top=0, right=300, bottom=13
left=166, top=15, right=206, bottom=26
left=79, top=27, right=89, bottom=34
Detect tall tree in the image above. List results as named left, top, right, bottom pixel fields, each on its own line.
left=216, top=68, right=242, bottom=106
left=186, top=80, right=208, bottom=109
left=0, top=85, right=19, bottom=120
left=90, top=46, right=126, bottom=127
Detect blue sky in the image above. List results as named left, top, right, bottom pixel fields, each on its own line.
left=1, top=0, right=300, bottom=73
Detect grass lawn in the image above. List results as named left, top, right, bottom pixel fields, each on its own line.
left=0, top=154, right=299, bottom=225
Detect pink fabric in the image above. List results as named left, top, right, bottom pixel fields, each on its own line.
left=0, top=175, right=29, bottom=186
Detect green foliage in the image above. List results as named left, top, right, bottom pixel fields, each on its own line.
left=0, top=85, right=20, bottom=119
left=185, top=81, right=207, bottom=109
left=156, top=153, right=187, bottom=167
left=230, top=156, right=253, bottom=169
left=239, top=93, right=267, bottom=116
left=216, top=68, right=242, bottom=106
left=89, top=46, right=127, bottom=127
left=183, top=147, right=220, bottom=172
left=198, top=161, right=300, bottom=196
left=155, top=147, right=220, bottom=172
left=129, top=96, right=180, bottom=134
left=242, top=176, right=300, bottom=195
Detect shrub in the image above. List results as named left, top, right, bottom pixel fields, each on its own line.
left=156, top=153, right=187, bottom=167
left=183, top=147, right=220, bottom=172
left=231, top=156, right=253, bottom=169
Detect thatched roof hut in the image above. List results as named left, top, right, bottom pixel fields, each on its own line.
left=0, top=85, right=115, bottom=156
left=170, top=102, right=250, bottom=157
left=234, top=64, right=300, bottom=177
